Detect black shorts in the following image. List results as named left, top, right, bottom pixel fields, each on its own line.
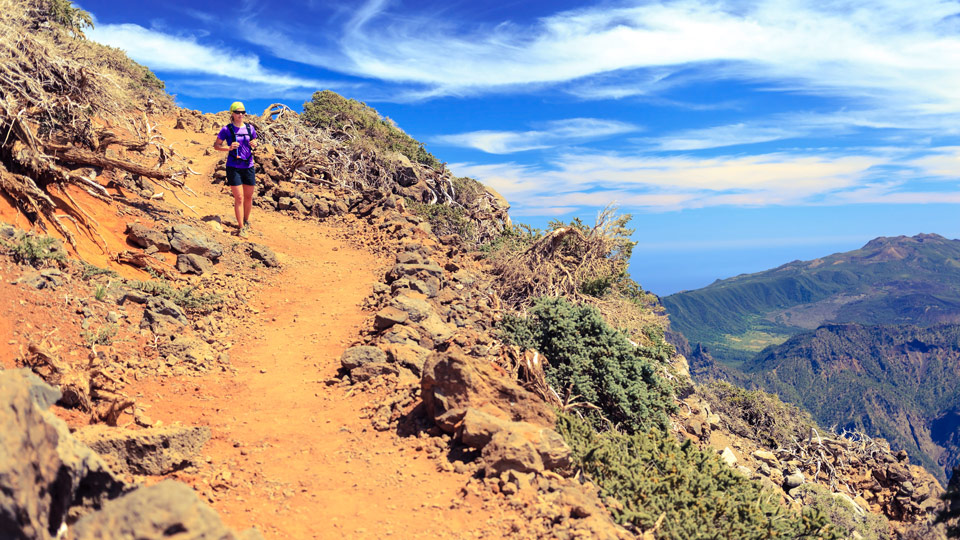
left=226, top=166, right=256, bottom=187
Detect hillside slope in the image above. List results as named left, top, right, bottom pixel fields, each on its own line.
left=664, top=233, right=960, bottom=363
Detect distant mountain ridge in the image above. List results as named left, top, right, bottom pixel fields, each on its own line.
left=743, top=322, right=960, bottom=482
left=664, top=233, right=960, bottom=481
left=664, top=233, right=960, bottom=363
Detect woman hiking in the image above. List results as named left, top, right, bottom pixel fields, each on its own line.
left=214, top=101, right=258, bottom=237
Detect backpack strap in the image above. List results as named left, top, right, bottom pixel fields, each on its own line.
left=226, top=123, right=242, bottom=160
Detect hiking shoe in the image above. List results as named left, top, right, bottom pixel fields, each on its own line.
left=237, top=227, right=249, bottom=238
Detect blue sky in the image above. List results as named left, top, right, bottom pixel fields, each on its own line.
left=81, top=0, right=960, bottom=295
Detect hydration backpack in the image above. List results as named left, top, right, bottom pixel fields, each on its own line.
left=225, top=123, right=257, bottom=159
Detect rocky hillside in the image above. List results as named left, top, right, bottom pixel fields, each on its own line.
left=730, top=323, right=960, bottom=483
left=666, top=232, right=960, bottom=483
left=0, top=2, right=956, bottom=539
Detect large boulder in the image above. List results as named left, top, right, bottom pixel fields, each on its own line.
left=417, top=314, right=455, bottom=344
left=420, top=349, right=555, bottom=432
left=457, top=408, right=571, bottom=475
left=0, top=370, right=125, bottom=540
left=72, top=480, right=264, bottom=540
left=167, top=224, right=223, bottom=260
left=75, top=425, right=211, bottom=476
left=340, top=346, right=387, bottom=371
left=390, top=292, right=434, bottom=323
left=176, top=253, right=214, bottom=275
left=244, top=243, right=280, bottom=268
left=125, top=223, right=171, bottom=252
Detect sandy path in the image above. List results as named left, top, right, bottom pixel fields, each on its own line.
left=122, top=121, right=495, bottom=538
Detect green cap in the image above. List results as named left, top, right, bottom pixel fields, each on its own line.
left=229, top=101, right=246, bottom=113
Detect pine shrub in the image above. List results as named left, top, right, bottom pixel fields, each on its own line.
left=557, top=412, right=841, bottom=539
left=499, top=296, right=675, bottom=433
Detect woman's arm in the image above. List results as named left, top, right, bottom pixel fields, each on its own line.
left=213, top=137, right=238, bottom=152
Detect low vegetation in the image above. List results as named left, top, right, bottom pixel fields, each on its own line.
left=557, top=412, right=841, bottom=539
left=792, top=484, right=890, bottom=540
left=1, top=233, right=66, bottom=266
left=405, top=198, right=475, bottom=239
left=127, top=278, right=222, bottom=312
left=486, top=208, right=666, bottom=343
left=80, top=262, right=118, bottom=280
left=301, top=90, right=440, bottom=169
left=82, top=323, right=117, bottom=346
left=499, top=296, right=675, bottom=433
left=700, top=381, right=819, bottom=448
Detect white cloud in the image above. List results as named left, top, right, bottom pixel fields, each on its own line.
left=641, top=109, right=956, bottom=151
left=633, top=235, right=874, bottom=252
left=908, top=147, right=960, bottom=179
left=433, top=118, right=639, bottom=154
left=453, top=146, right=960, bottom=213
left=87, top=24, right=329, bottom=92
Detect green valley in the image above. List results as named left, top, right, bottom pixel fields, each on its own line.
left=665, top=234, right=960, bottom=482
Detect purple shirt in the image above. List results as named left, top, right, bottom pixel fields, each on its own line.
left=218, top=123, right=257, bottom=169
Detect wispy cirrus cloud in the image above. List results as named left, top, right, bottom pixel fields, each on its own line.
left=452, top=146, right=960, bottom=215
left=86, top=23, right=331, bottom=93
left=246, top=0, right=960, bottom=115
left=640, top=109, right=958, bottom=151
left=907, top=147, right=960, bottom=179
left=432, top=118, right=639, bottom=154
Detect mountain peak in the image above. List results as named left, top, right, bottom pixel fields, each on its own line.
left=861, top=233, right=947, bottom=251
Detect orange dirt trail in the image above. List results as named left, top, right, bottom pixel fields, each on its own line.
left=56, top=119, right=499, bottom=539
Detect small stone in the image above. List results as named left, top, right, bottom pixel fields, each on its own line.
left=719, top=447, right=737, bottom=467
left=784, top=471, right=805, bottom=489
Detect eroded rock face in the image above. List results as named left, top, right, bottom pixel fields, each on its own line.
left=420, top=349, right=556, bottom=431
left=75, top=425, right=212, bottom=476
left=72, top=480, right=264, bottom=540
left=0, top=370, right=125, bottom=540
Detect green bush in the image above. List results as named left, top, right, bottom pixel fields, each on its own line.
left=80, top=262, right=118, bottom=280
left=82, top=324, right=117, bottom=346
left=792, top=484, right=889, bottom=540
left=37, top=0, right=93, bottom=37
left=302, top=90, right=440, bottom=168
left=479, top=223, right=541, bottom=256
left=499, top=296, right=675, bottom=433
left=405, top=198, right=475, bottom=239
left=2, top=233, right=66, bottom=266
left=127, top=279, right=222, bottom=311
left=701, top=381, right=819, bottom=448
left=451, top=176, right=485, bottom=206
left=557, top=412, right=841, bottom=539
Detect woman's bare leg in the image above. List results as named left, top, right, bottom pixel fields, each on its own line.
left=243, top=184, right=255, bottom=226
left=231, top=185, right=244, bottom=229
